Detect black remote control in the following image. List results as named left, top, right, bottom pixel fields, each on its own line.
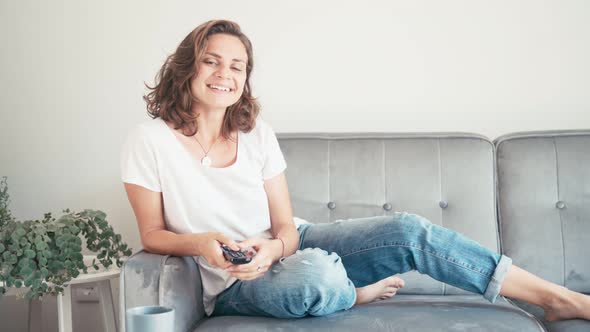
left=221, top=244, right=256, bottom=265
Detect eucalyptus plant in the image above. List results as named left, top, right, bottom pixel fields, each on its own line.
left=0, top=177, right=132, bottom=299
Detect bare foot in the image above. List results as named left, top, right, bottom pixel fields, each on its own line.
left=544, top=288, right=590, bottom=322
left=355, top=276, right=405, bottom=305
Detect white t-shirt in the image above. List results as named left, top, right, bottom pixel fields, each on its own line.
left=120, top=116, right=308, bottom=315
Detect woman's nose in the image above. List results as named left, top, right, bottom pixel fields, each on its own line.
left=216, top=65, right=231, bottom=79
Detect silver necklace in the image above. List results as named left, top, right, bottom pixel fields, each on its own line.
left=194, top=134, right=220, bottom=167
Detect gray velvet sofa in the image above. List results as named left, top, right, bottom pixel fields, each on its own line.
left=120, top=130, right=590, bottom=332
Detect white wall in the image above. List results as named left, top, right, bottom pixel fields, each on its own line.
left=1, top=0, right=589, bottom=330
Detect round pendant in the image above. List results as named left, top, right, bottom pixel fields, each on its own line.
left=201, top=156, right=212, bottom=167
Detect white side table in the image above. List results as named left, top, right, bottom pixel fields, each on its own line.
left=56, top=266, right=120, bottom=332
left=2, top=255, right=120, bottom=332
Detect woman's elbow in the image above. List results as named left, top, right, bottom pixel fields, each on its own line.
left=140, top=231, right=161, bottom=254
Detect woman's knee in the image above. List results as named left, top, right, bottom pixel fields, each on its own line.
left=401, top=212, right=433, bottom=226
left=284, top=248, right=348, bottom=284
left=391, top=212, right=434, bottom=241
left=276, top=248, right=356, bottom=316
left=281, top=249, right=350, bottom=293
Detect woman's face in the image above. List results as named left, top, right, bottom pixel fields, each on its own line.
left=191, top=33, right=248, bottom=111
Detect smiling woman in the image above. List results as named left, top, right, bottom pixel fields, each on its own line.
left=121, top=19, right=590, bottom=322
left=143, top=20, right=259, bottom=140
left=191, top=34, right=247, bottom=111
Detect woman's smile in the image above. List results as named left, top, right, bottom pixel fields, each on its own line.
left=207, top=83, right=235, bottom=93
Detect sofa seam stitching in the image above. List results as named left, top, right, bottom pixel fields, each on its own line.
left=553, top=138, right=566, bottom=287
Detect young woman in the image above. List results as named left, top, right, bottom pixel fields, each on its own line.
left=121, top=19, right=590, bottom=320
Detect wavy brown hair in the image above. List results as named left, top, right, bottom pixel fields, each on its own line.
left=143, top=20, right=259, bottom=138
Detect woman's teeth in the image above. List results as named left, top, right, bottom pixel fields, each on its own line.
left=208, top=84, right=231, bottom=92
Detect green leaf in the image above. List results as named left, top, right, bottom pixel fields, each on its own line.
left=39, top=257, right=47, bottom=266
left=49, top=261, right=64, bottom=273
left=17, top=258, right=29, bottom=268
left=35, top=241, right=46, bottom=250
left=32, top=279, right=41, bottom=289
left=20, top=267, right=32, bottom=276
left=14, top=280, right=22, bottom=288
left=25, top=249, right=35, bottom=259
left=55, top=237, right=65, bottom=248
left=0, top=243, right=5, bottom=253
left=15, top=228, right=26, bottom=237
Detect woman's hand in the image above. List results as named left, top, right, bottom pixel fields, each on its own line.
left=196, top=232, right=240, bottom=270
left=225, top=237, right=283, bottom=281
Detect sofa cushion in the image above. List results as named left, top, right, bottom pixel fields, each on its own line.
left=278, top=133, right=499, bottom=295
left=195, top=295, right=544, bottom=331
left=496, top=130, right=590, bottom=291
left=496, top=130, right=590, bottom=331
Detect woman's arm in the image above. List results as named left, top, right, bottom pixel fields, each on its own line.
left=123, top=183, right=238, bottom=268
left=264, top=172, right=300, bottom=258
left=226, top=172, right=299, bottom=280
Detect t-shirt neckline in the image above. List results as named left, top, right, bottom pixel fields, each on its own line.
left=157, top=117, right=241, bottom=171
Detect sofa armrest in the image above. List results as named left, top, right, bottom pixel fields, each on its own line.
left=120, top=250, right=205, bottom=332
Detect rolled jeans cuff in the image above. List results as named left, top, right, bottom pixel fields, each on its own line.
left=483, top=254, right=513, bottom=303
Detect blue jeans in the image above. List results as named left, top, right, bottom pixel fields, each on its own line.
left=212, top=212, right=513, bottom=318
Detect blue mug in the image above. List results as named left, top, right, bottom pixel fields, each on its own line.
left=126, top=305, right=174, bottom=332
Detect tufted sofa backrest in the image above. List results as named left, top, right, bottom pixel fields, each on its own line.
left=278, top=133, right=498, bottom=295
left=495, top=130, right=590, bottom=293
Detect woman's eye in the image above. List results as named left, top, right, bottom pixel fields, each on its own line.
left=205, top=60, right=217, bottom=65
left=232, top=67, right=243, bottom=72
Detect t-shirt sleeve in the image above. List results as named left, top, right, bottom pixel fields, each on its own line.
left=120, top=125, right=162, bottom=192
left=261, top=122, right=287, bottom=180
